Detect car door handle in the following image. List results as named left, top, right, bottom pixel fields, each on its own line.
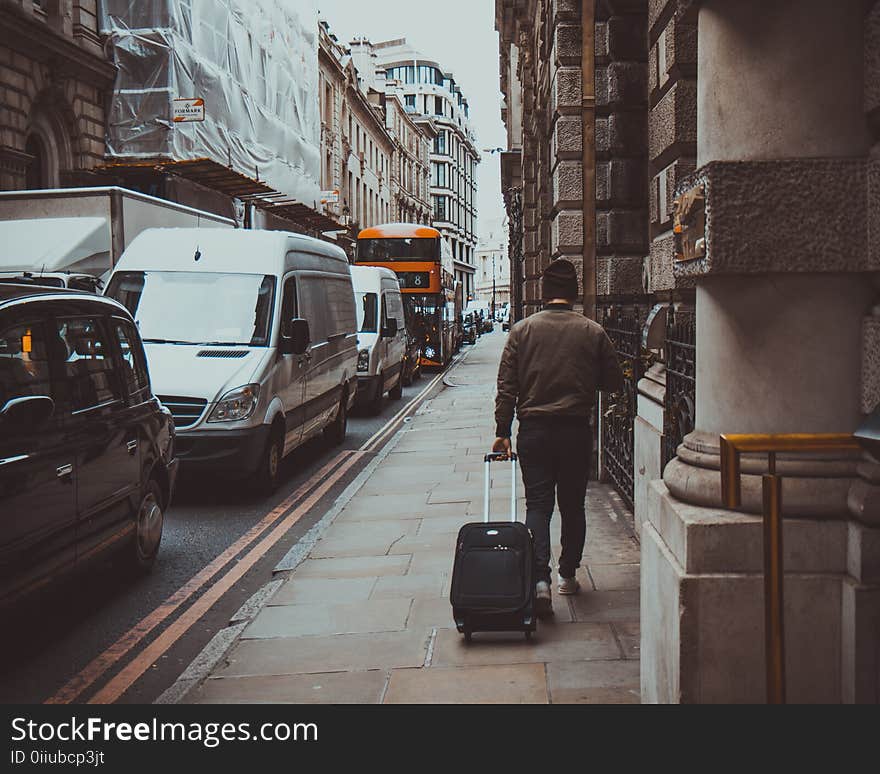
left=127, top=440, right=138, bottom=455
left=56, top=464, right=73, bottom=480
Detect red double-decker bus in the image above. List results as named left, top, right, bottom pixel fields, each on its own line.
left=356, top=223, right=457, bottom=368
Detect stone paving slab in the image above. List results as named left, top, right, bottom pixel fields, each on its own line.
left=370, top=573, right=447, bottom=600
left=407, top=596, right=456, bottom=630
left=293, top=554, right=411, bottom=579
left=334, top=500, right=464, bottom=523
left=569, top=589, right=640, bottom=624
left=384, top=664, right=549, bottom=704
left=407, top=549, right=456, bottom=576
left=191, top=671, right=388, bottom=704
left=613, top=621, right=640, bottom=660
left=310, top=520, right=419, bottom=558
left=431, top=622, right=620, bottom=667
left=243, top=598, right=412, bottom=639
left=388, top=534, right=461, bottom=554
left=588, top=563, right=641, bottom=590
left=217, top=629, right=431, bottom=677
left=269, top=577, right=377, bottom=606
left=546, top=660, right=641, bottom=704
left=339, top=494, right=429, bottom=519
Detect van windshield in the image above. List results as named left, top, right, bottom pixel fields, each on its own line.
left=356, top=292, right=378, bottom=333
left=106, top=271, right=276, bottom=347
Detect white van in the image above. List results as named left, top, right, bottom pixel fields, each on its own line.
left=105, top=228, right=358, bottom=493
left=351, top=265, right=407, bottom=414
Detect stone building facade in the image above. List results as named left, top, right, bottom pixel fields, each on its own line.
left=498, top=0, right=880, bottom=703
left=319, top=24, right=394, bottom=247
left=348, top=37, right=434, bottom=228
left=0, top=0, right=115, bottom=191
left=371, top=38, right=480, bottom=299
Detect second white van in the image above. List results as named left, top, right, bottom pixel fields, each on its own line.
left=105, top=228, right=359, bottom=493
left=351, top=265, right=407, bottom=414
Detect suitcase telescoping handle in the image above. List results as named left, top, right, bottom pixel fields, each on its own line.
left=483, top=452, right=518, bottom=523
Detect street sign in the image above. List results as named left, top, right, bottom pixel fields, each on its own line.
left=321, top=189, right=340, bottom=204
left=173, top=98, right=206, bottom=123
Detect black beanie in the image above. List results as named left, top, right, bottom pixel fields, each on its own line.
left=541, top=259, right=579, bottom=301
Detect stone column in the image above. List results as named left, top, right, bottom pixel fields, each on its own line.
left=641, top=0, right=880, bottom=703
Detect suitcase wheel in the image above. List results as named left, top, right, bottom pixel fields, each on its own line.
left=463, top=629, right=472, bottom=643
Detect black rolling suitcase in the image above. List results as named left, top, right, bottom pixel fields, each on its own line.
left=450, top=452, right=537, bottom=642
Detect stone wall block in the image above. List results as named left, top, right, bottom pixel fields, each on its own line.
left=553, top=22, right=582, bottom=66
left=552, top=159, right=583, bottom=208
left=552, top=114, right=583, bottom=158
left=609, top=112, right=647, bottom=157
left=596, top=21, right=609, bottom=61
left=597, top=209, right=647, bottom=252
left=597, top=255, right=646, bottom=296
left=598, top=158, right=647, bottom=207
left=669, top=16, right=697, bottom=69
left=675, top=159, right=873, bottom=278
left=649, top=79, right=697, bottom=163
left=596, top=117, right=609, bottom=155
left=551, top=209, right=584, bottom=255
left=551, top=66, right=582, bottom=116
left=649, top=232, right=676, bottom=293
left=553, top=0, right=581, bottom=21
left=607, top=15, right=648, bottom=61
left=863, top=315, right=880, bottom=415
left=866, top=2, right=880, bottom=114
left=598, top=62, right=647, bottom=110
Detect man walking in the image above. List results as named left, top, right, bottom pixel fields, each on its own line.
left=493, top=259, right=624, bottom=617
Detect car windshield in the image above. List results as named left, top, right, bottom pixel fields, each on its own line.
left=356, top=292, right=378, bottom=333
left=106, top=271, right=276, bottom=347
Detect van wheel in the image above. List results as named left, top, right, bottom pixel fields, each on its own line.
left=388, top=370, right=403, bottom=401
left=252, top=427, right=284, bottom=496
left=368, top=379, right=384, bottom=416
left=131, top=480, right=164, bottom=573
left=324, top=393, right=348, bottom=446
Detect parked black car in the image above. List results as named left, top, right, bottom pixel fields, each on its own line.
left=0, top=285, right=178, bottom=607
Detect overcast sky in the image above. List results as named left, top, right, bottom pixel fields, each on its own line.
left=317, top=0, right=507, bottom=245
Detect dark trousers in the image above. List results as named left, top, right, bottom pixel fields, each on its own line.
left=516, top=416, right=591, bottom=585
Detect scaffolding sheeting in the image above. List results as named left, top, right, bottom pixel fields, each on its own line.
left=100, top=0, right=321, bottom=208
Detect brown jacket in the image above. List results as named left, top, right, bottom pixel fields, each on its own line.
left=494, top=305, right=624, bottom=437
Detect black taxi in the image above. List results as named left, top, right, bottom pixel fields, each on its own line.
left=0, top=285, right=178, bottom=606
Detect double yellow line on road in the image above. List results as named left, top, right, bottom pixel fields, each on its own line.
left=47, top=356, right=457, bottom=705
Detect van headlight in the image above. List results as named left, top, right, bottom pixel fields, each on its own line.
left=208, top=384, right=260, bottom=423
left=424, top=346, right=436, bottom=359
left=357, top=348, right=370, bottom=372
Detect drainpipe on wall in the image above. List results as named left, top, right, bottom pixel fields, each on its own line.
left=582, top=0, right=596, bottom=320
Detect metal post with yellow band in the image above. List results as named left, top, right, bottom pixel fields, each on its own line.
left=719, top=433, right=860, bottom=704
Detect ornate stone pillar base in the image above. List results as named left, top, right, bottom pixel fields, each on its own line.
left=641, top=480, right=880, bottom=703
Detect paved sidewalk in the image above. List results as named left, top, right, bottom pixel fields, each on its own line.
left=184, top=331, right=641, bottom=704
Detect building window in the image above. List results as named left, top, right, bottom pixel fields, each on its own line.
left=434, top=96, right=444, bottom=117
left=405, top=94, right=416, bottom=111
left=431, top=161, right=446, bottom=188
left=433, top=195, right=447, bottom=222
left=434, top=131, right=446, bottom=156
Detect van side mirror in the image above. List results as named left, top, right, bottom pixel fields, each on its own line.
left=282, top=318, right=310, bottom=356
left=382, top=318, right=398, bottom=338
left=0, top=395, right=55, bottom=428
